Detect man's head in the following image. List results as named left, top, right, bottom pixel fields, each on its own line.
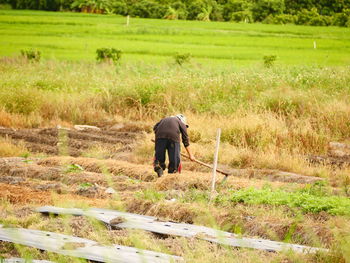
left=176, top=114, right=189, bottom=127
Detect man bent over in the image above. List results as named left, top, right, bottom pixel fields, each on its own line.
left=153, top=114, right=194, bottom=177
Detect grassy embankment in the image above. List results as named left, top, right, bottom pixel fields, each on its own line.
left=1, top=10, right=350, bottom=262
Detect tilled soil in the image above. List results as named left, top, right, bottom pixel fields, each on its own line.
left=0, top=127, right=141, bottom=157
left=0, top=128, right=347, bottom=262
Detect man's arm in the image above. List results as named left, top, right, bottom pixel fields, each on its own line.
left=153, top=121, right=160, bottom=132
left=185, top=146, right=195, bottom=161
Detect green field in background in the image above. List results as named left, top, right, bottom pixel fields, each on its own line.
left=1, top=10, right=350, bottom=66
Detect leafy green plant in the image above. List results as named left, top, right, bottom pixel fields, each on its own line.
left=180, top=189, right=210, bottom=203
left=79, top=182, right=93, bottom=189
left=217, top=187, right=350, bottom=216
left=263, top=55, right=276, bottom=68
left=173, top=52, right=191, bottom=66
left=135, top=189, right=165, bottom=202
left=96, top=48, right=122, bottom=65
left=20, top=49, right=41, bottom=62
left=65, top=163, right=84, bottom=173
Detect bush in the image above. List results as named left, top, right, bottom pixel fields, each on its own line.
left=264, top=14, right=296, bottom=24
left=251, top=0, right=285, bottom=22
left=230, top=10, right=252, bottom=22
left=263, top=55, right=276, bottom=68
left=173, top=52, right=191, bottom=66
left=96, top=48, right=122, bottom=64
left=309, top=15, right=332, bottom=26
left=332, top=10, right=350, bottom=27
left=20, top=49, right=41, bottom=62
left=223, top=0, right=252, bottom=21
left=295, top=8, right=332, bottom=26
left=0, top=3, right=12, bottom=9
left=127, top=0, right=166, bottom=18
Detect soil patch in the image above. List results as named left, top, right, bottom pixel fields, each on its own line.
left=0, top=127, right=142, bottom=157
left=38, top=156, right=156, bottom=182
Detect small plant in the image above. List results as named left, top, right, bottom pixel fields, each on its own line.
left=79, top=182, right=93, bottom=189
left=135, top=189, right=165, bottom=202
left=65, top=163, right=84, bottom=173
left=174, top=52, right=191, bottom=66
left=96, top=48, right=122, bottom=64
left=263, top=55, right=276, bottom=68
left=20, top=49, right=41, bottom=62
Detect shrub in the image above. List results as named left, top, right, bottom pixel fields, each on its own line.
left=223, top=0, right=252, bottom=21
left=0, top=3, right=12, bottom=9
left=96, top=48, right=122, bottom=64
left=309, top=15, right=332, bottom=26
left=173, top=52, right=191, bottom=66
left=230, top=10, right=253, bottom=22
left=295, top=8, right=332, bottom=26
left=264, top=14, right=296, bottom=24
left=332, top=10, right=350, bottom=27
left=263, top=55, right=276, bottom=68
left=251, top=0, right=285, bottom=22
left=20, top=49, right=41, bottom=62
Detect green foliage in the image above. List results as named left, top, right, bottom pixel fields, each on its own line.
left=263, top=55, right=276, bottom=68
left=65, top=163, right=84, bottom=173
left=173, top=52, right=191, bottom=66
left=5, top=0, right=350, bottom=27
left=79, top=182, right=93, bottom=189
left=230, top=10, right=252, bottom=22
left=223, top=0, right=251, bottom=21
left=21, top=49, right=41, bottom=62
left=96, top=48, right=122, bottom=64
left=251, top=0, right=285, bottom=22
left=135, top=189, right=165, bottom=202
left=180, top=189, right=210, bottom=203
left=264, top=14, right=296, bottom=24
left=332, top=9, right=350, bottom=27
left=0, top=3, right=12, bottom=9
left=71, top=0, right=114, bottom=13
left=296, top=8, right=332, bottom=26
left=217, top=186, right=350, bottom=216
left=127, top=0, right=166, bottom=19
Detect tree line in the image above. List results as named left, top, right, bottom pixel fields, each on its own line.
left=3, top=0, right=350, bottom=27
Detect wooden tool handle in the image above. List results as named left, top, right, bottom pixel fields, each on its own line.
left=152, top=139, right=229, bottom=176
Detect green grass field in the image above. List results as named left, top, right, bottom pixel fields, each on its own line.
left=1, top=10, right=350, bottom=66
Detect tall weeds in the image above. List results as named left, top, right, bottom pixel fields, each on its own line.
left=1, top=58, right=350, bottom=160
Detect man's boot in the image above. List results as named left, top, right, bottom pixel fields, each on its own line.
left=155, top=166, right=163, bottom=177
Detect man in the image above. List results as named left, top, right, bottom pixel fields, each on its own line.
left=153, top=114, right=194, bottom=177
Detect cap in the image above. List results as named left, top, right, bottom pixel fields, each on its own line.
left=176, top=114, right=189, bottom=128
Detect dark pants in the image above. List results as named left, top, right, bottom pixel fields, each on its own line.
left=154, top=138, right=180, bottom=174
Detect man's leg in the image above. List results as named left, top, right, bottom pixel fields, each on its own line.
left=167, top=140, right=180, bottom=173
left=154, top=139, right=167, bottom=177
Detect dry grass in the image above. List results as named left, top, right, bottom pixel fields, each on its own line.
left=0, top=137, right=29, bottom=157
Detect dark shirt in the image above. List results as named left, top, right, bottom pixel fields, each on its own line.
left=153, top=116, right=190, bottom=147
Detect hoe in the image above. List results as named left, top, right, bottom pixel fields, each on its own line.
left=151, top=139, right=231, bottom=183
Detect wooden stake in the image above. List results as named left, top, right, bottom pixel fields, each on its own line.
left=210, top=128, right=221, bottom=199
left=126, top=15, right=130, bottom=26
left=313, top=41, right=317, bottom=49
